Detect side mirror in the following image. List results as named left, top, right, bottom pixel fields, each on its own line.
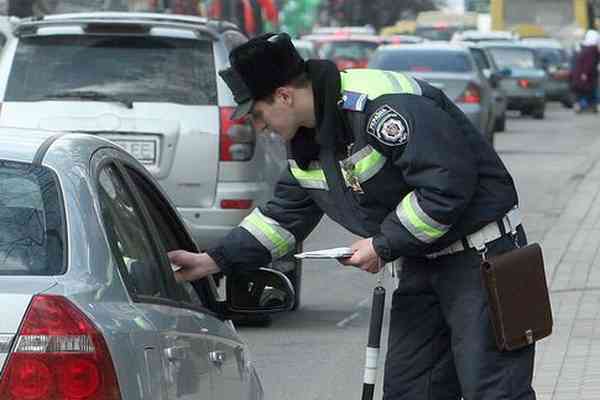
left=482, top=68, right=492, bottom=79
left=226, top=268, right=295, bottom=313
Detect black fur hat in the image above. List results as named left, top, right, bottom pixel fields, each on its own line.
left=219, top=32, right=306, bottom=119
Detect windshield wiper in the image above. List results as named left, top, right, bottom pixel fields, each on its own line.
left=39, top=90, right=134, bottom=109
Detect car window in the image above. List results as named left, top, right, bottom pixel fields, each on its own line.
left=470, top=48, right=491, bottom=71
left=488, top=48, right=536, bottom=69
left=6, top=35, right=217, bottom=105
left=370, top=50, right=473, bottom=73
left=536, top=48, right=568, bottom=66
left=97, top=164, right=168, bottom=299
left=0, top=160, right=65, bottom=275
left=123, top=165, right=205, bottom=307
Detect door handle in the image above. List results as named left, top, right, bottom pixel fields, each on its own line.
left=164, top=345, right=190, bottom=361
left=208, top=350, right=226, bottom=366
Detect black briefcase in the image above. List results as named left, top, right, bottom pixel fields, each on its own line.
left=481, top=243, right=553, bottom=351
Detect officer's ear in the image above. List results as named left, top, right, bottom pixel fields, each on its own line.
left=273, top=86, right=294, bottom=107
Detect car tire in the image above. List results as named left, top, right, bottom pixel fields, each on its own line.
left=561, top=93, right=574, bottom=109
left=494, top=113, right=506, bottom=132
left=532, top=103, right=545, bottom=119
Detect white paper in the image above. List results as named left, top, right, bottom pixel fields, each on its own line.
left=294, top=247, right=355, bottom=259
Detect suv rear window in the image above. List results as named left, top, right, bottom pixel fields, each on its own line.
left=0, top=161, right=65, bottom=275
left=5, top=35, right=217, bottom=105
left=371, top=50, right=473, bottom=73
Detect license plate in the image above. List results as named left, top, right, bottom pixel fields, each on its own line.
left=102, top=135, right=159, bottom=166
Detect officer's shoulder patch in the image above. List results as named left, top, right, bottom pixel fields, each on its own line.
left=340, top=90, right=368, bottom=112
left=366, top=105, right=409, bottom=147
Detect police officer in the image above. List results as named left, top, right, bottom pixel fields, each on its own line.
left=168, top=33, right=536, bottom=400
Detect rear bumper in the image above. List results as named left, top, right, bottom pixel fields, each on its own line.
left=506, top=91, right=545, bottom=110
left=544, top=80, right=571, bottom=100
left=178, top=181, right=271, bottom=250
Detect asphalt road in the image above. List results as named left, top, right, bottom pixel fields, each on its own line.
left=238, top=103, right=600, bottom=400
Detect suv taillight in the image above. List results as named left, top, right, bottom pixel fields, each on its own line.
left=0, top=295, right=121, bottom=400
left=220, top=107, right=255, bottom=161
left=456, top=82, right=481, bottom=104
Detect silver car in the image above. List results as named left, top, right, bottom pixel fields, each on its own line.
left=369, top=43, right=496, bottom=144
left=0, top=128, right=296, bottom=399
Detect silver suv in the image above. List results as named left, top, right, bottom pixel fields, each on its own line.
left=0, top=13, right=302, bottom=306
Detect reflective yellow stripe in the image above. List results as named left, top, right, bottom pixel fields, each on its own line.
left=289, top=161, right=329, bottom=190
left=341, top=69, right=420, bottom=99
left=240, top=209, right=295, bottom=258
left=396, top=192, right=450, bottom=243
left=354, top=148, right=385, bottom=178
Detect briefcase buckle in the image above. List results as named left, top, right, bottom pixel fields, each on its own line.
left=525, top=329, right=534, bottom=345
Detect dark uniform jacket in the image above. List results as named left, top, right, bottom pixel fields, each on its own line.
left=207, top=60, right=518, bottom=274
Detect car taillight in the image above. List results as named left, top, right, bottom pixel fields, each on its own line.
left=221, top=199, right=253, bottom=209
left=456, top=82, right=481, bottom=104
left=220, top=107, right=255, bottom=161
left=0, top=295, right=121, bottom=400
left=518, top=79, right=531, bottom=89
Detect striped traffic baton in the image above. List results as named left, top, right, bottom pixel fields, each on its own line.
left=361, top=268, right=386, bottom=400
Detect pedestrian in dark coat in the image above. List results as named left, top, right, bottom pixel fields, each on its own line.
left=572, top=30, right=599, bottom=113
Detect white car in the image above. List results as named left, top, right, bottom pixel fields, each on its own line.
left=0, top=13, right=303, bottom=307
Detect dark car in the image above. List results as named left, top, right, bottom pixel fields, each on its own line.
left=522, top=38, right=574, bottom=108
left=369, top=43, right=497, bottom=144
left=480, top=42, right=547, bottom=119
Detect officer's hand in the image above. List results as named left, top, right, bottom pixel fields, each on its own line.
left=338, top=238, right=382, bottom=274
left=167, top=250, right=221, bottom=282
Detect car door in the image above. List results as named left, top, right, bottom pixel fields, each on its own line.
left=93, top=149, right=214, bottom=400
left=119, top=160, right=255, bottom=400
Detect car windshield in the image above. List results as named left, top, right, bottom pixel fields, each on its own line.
left=488, top=48, right=536, bottom=69
left=320, top=41, right=379, bottom=61
left=0, top=161, right=65, bottom=276
left=370, top=50, right=473, bottom=73
left=5, top=35, right=217, bottom=105
left=536, top=48, right=568, bottom=66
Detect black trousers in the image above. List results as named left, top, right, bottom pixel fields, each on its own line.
left=383, top=234, right=536, bottom=400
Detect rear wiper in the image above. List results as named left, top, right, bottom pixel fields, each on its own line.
left=40, top=90, right=134, bottom=109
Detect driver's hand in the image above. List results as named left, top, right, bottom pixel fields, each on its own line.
left=167, top=250, right=221, bottom=282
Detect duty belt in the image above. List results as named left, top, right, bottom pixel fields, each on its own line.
left=425, top=207, right=522, bottom=259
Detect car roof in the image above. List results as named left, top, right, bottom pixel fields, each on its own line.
left=301, top=33, right=385, bottom=43
left=520, top=38, right=563, bottom=49
left=15, top=12, right=240, bottom=37
left=476, top=42, right=539, bottom=52
left=378, top=42, right=470, bottom=52
left=0, top=127, right=113, bottom=164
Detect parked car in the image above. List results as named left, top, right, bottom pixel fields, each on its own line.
left=0, top=128, right=297, bottom=400
left=521, top=37, right=574, bottom=108
left=369, top=43, right=497, bottom=144
left=0, top=12, right=303, bottom=307
left=479, top=42, right=547, bottom=119
left=467, top=43, right=509, bottom=132
left=301, top=33, right=385, bottom=69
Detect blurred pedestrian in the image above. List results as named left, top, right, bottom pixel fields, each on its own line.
left=571, top=29, right=599, bottom=113
left=168, top=32, right=536, bottom=400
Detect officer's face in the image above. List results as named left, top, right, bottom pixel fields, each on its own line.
left=250, top=88, right=299, bottom=141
